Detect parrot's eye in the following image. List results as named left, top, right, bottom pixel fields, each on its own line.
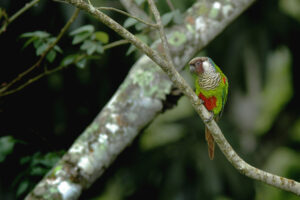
left=193, top=60, right=204, bottom=74
left=195, top=61, right=202, bottom=67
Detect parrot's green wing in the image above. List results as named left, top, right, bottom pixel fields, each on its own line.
left=216, top=66, right=229, bottom=119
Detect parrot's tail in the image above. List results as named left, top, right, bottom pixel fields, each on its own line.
left=205, top=126, right=215, bottom=160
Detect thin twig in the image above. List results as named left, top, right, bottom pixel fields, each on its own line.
left=147, top=0, right=174, bottom=66
left=0, top=38, right=127, bottom=97
left=0, top=38, right=126, bottom=97
left=0, top=0, right=40, bottom=34
left=120, top=0, right=153, bottom=23
left=166, top=0, right=175, bottom=11
left=103, top=39, right=129, bottom=50
left=0, top=8, right=80, bottom=96
left=0, top=55, right=86, bottom=96
left=63, top=0, right=300, bottom=195
left=97, top=7, right=158, bottom=28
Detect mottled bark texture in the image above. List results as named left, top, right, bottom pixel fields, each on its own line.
left=25, top=0, right=260, bottom=199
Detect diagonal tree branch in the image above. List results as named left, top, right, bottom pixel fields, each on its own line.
left=120, top=0, right=153, bottom=23
left=147, top=0, right=174, bottom=67
left=0, top=0, right=41, bottom=34
left=97, top=6, right=158, bottom=28
left=26, top=0, right=300, bottom=199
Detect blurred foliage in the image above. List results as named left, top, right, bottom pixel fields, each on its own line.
left=14, top=151, right=64, bottom=198
left=255, top=46, right=293, bottom=135
left=0, top=136, right=16, bottom=162
left=20, top=31, right=63, bottom=62
left=279, top=0, right=300, bottom=23
left=69, top=24, right=108, bottom=56
left=256, top=148, right=300, bottom=200
left=290, top=119, right=300, bottom=142
left=0, top=0, right=299, bottom=200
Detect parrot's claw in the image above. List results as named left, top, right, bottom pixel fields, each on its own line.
left=203, top=112, right=214, bottom=123
left=196, top=98, right=204, bottom=105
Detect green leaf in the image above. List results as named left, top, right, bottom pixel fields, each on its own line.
left=54, top=45, right=63, bottom=54
left=136, top=34, right=149, bottom=44
left=22, top=37, right=38, bottom=49
left=47, top=37, right=56, bottom=44
left=30, top=166, right=48, bottom=175
left=80, top=40, right=94, bottom=51
left=94, top=31, right=109, bottom=44
left=87, top=43, right=97, bottom=55
left=126, top=44, right=136, bottom=56
left=162, top=11, right=174, bottom=26
left=69, top=25, right=95, bottom=35
left=76, top=58, right=87, bottom=69
left=36, top=42, right=48, bottom=56
left=135, top=22, right=147, bottom=31
left=72, top=31, right=92, bottom=45
left=46, top=37, right=62, bottom=53
left=20, top=155, right=31, bottom=165
left=16, top=181, right=29, bottom=197
left=173, top=9, right=184, bottom=24
left=61, top=54, right=78, bottom=66
left=46, top=50, right=56, bottom=63
left=33, top=39, right=43, bottom=49
left=0, top=136, right=16, bottom=162
left=20, top=31, right=50, bottom=39
left=123, top=18, right=138, bottom=28
left=80, top=40, right=103, bottom=55
left=96, top=44, right=104, bottom=54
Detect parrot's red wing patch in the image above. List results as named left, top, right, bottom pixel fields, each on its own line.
left=199, top=93, right=217, bottom=111
left=222, top=77, right=226, bottom=84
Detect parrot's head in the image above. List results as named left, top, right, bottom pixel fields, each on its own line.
left=189, top=57, right=216, bottom=75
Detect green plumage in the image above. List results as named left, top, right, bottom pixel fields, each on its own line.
left=189, top=57, right=228, bottom=160
left=195, top=64, right=228, bottom=118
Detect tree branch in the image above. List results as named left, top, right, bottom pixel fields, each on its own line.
left=0, top=54, right=86, bottom=96
left=120, top=0, right=153, bottom=23
left=0, top=8, right=80, bottom=97
left=97, top=6, right=158, bottom=28
left=102, top=39, right=129, bottom=50
left=166, top=0, right=175, bottom=11
left=26, top=0, right=300, bottom=199
left=0, top=0, right=41, bottom=34
left=147, top=0, right=173, bottom=66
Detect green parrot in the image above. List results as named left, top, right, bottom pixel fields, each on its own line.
left=189, top=57, right=229, bottom=160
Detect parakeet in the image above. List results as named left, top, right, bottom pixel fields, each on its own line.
left=189, top=57, right=228, bottom=160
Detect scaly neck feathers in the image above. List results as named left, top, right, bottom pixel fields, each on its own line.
left=198, top=72, right=221, bottom=90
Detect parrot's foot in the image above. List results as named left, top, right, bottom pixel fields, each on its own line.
left=199, top=99, right=204, bottom=104
left=195, top=98, right=204, bottom=105
left=203, top=112, right=214, bottom=123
